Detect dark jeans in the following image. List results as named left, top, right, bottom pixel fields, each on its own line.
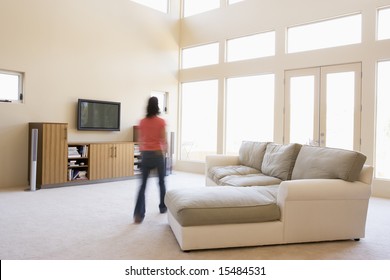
left=134, top=151, right=166, bottom=218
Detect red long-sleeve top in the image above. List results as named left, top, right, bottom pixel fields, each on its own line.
left=138, top=116, right=167, bottom=152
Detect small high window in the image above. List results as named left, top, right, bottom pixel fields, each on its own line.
left=130, top=0, right=168, bottom=13
left=226, top=31, right=275, bottom=62
left=378, top=7, right=390, bottom=40
left=287, top=14, right=362, bottom=53
left=183, top=0, right=220, bottom=17
left=0, top=70, right=23, bottom=103
left=181, top=43, right=219, bottom=69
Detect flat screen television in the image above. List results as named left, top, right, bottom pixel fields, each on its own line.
left=77, top=99, right=121, bottom=131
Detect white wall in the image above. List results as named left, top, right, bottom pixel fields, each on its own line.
left=0, top=0, right=180, bottom=188
left=176, top=0, right=390, bottom=197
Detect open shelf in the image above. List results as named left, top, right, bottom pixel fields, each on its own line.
left=67, top=144, right=89, bottom=181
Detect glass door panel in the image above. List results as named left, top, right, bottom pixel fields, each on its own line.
left=284, top=68, right=320, bottom=145
left=321, top=63, right=361, bottom=150
left=289, top=75, right=316, bottom=145
left=323, top=72, right=355, bottom=150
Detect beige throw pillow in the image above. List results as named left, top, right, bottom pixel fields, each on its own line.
left=238, top=141, right=269, bottom=171
left=261, top=143, right=302, bottom=180
left=291, top=145, right=367, bottom=182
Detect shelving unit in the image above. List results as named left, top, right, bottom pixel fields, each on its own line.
left=67, top=144, right=89, bottom=181
left=28, top=122, right=138, bottom=189
left=133, top=143, right=142, bottom=175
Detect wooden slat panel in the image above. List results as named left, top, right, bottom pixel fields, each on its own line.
left=88, top=144, right=98, bottom=180
left=112, top=143, right=133, bottom=178
left=41, top=123, right=67, bottom=185
left=58, top=124, right=68, bottom=183
left=89, top=143, right=112, bottom=180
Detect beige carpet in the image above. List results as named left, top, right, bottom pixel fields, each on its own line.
left=0, top=171, right=389, bottom=260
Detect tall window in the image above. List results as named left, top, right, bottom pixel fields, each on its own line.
left=226, top=74, right=274, bottom=154
left=287, top=14, right=362, bottom=53
left=130, top=0, right=168, bottom=13
left=0, top=70, right=23, bottom=103
left=183, top=0, right=220, bottom=17
left=375, top=61, right=390, bottom=179
left=226, top=31, right=275, bottom=62
left=181, top=43, right=219, bottom=69
left=181, top=80, right=218, bottom=161
left=378, top=7, right=390, bottom=40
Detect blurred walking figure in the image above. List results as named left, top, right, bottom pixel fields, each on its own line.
left=133, top=97, right=167, bottom=223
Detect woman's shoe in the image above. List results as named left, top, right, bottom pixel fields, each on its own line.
left=134, top=214, right=144, bottom=224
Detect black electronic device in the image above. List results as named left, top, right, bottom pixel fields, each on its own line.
left=77, top=99, right=121, bottom=131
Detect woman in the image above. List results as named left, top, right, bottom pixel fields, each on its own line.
left=133, top=97, right=167, bottom=223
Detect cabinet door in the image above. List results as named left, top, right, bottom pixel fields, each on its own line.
left=112, top=143, right=133, bottom=178
left=41, top=123, right=68, bottom=185
left=89, top=143, right=134, bottom=180
left=88, top=143, right=114, bottom=180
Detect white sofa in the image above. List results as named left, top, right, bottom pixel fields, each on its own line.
left=165, top=142, right=373, bottom=251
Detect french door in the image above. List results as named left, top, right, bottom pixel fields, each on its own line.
left=284, top=63, right=362, bottom=150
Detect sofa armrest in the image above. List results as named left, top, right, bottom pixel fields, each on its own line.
left=359, top=165, right=374, bottom=185
left=277, top=179, right=371, bottom=205
left=277, top=178, right=372, bottom=242
left=205, top=155, right=240, bottom=170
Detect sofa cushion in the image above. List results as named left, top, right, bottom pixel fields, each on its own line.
left=239, top=141, right=269, bottom=171
left=219, top=173, right=282, bottom=187
left=291, top=145, right=367, bottom=182
left=208, top=165, right=260, bottom=185
left=165, top=186, right=280, bottom=226
left=261, top=143, right=302, bottom=181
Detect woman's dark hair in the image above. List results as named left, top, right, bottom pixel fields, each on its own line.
left=146, top=96, right=160, bottom=118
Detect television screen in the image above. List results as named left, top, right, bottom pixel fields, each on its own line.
left=77, top=99, right=121, bottom=131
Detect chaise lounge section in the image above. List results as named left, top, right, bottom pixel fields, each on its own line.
left=165, top=142, right=373, bottom=251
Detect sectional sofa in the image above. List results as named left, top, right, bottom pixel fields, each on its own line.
left=165, top=142, right=373, bottom=251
